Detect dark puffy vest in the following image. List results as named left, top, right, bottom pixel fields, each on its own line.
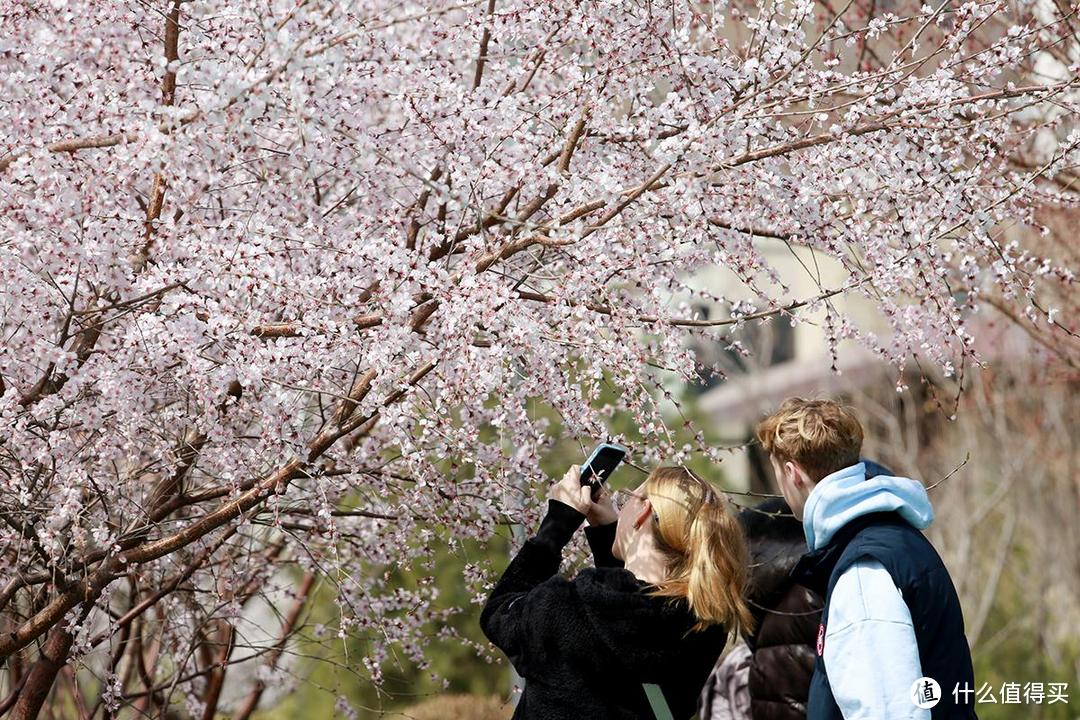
left=791, top=511, right=978, bottom=720
left=747, top=582, right=821, bottom=720
left=739, top=501, right=822, bottom=720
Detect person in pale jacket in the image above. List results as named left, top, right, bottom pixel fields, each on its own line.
left=756, top=398, right=978, bottom=720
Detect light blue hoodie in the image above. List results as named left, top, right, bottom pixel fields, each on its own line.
left=803, top=462, right=936, bottom=719
left=803, top=462, right=934, bottom=551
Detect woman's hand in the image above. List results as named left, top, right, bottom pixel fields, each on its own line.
left=549, top=465, right=594, bottom=516
left=586, top=487, right=618, bottom=527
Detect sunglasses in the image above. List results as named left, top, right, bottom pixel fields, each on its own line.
left=610, top=488, right=660, bottom=523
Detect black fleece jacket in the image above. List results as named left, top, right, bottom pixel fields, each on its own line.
left=480, top=499, right=730, bottom=720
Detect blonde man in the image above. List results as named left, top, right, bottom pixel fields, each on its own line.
left=756, top=399, right=977, bottom=720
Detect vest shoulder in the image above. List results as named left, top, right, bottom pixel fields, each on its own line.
left=833, top=519, right=944, bottom=581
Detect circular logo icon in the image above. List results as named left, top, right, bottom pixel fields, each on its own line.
left=910, top=677, right=941, bottom=709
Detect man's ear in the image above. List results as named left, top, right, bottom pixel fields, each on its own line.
left=785, top=460, right=809, bottom=488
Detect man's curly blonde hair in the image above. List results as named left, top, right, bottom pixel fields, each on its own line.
left=755, top=398, right=864, bottom=482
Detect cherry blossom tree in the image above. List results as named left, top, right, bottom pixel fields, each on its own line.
left=0, top=0, right=1077, bottom=716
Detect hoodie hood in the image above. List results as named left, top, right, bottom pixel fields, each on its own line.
left=573, top=568, right=728, bottom=678
left=803, top=462, right=934, bottom=551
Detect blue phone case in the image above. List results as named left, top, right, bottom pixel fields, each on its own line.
left=580, top=442, right=627, bottom=484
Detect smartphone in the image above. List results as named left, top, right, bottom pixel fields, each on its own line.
left=580, top=443, right=627, bottom=491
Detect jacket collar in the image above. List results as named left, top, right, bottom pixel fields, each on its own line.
left=790, top=511, right=903, bottom=597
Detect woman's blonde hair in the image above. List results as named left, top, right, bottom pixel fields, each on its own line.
left=643, top=467, right=755, bottom=635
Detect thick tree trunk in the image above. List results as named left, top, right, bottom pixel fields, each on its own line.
left=9, top=626, right=73, bottom=720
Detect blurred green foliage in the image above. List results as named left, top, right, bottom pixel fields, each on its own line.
left=253, top=533, right=511, bottom=720
left=968, top=535, right=1078, bottom=720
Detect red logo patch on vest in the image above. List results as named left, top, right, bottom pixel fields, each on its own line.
left=816, top=622, right=826, bottom=656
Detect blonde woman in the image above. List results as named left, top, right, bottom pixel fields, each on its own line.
left=481, top=465, right=754, bottom=719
